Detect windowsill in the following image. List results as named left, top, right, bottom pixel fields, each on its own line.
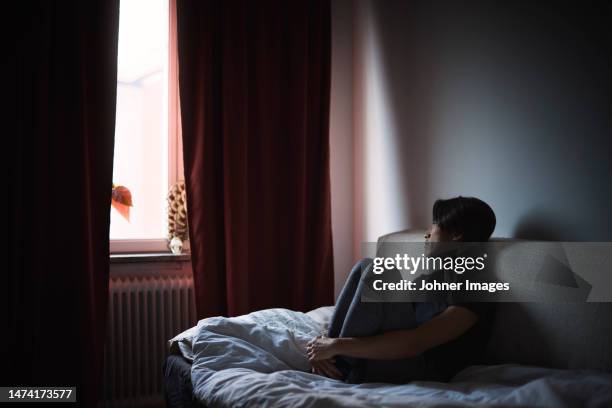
left=110, top=252, right=190, bottom=264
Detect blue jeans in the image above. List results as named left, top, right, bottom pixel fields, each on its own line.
left=329, top=258, right=433, bottom=383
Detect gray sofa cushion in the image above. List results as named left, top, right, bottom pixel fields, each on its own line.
left=486, top=302, right=612, bottom=372
left=376, top=229, right=612, bottom=372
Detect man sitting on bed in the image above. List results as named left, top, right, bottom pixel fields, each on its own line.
left=307, top=196, right=496, bottom=384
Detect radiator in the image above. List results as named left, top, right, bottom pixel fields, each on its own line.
left=102, top=261, right=197, bottom=408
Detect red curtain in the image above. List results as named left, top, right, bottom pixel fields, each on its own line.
left=177, top=0, right=334, bottom=318
left=4, top=1, right=119, bottom=406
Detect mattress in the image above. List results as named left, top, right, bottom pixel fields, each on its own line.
left=163, top=354, right=203, bottom=408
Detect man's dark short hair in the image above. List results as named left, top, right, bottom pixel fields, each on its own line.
left=432, top=196, right=496, bottom=241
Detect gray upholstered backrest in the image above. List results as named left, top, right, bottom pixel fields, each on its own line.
left=376, top=229, right=612, bottom=372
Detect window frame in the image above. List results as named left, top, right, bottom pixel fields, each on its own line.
left=110, top=0, right=183, bottom=254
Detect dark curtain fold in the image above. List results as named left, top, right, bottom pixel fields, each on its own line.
left=4, top=1, right=119, bottom=406
left=177, top=0, right=334, bottom=317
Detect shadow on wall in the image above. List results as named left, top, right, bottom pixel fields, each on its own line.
left=513, top=209, right=576, bottom=241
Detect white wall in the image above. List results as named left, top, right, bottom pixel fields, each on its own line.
left=331, top=0, right=612, bottom=295
left=350, top=0, right=612, bottom=244
left=330, top=0, right=356, bottom=297
left=352, top=0, right=418, bottom=249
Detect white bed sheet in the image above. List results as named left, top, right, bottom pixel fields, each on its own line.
left=188, top=307, right=612, bottom=408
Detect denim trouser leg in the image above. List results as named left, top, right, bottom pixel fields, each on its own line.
left=330, top=258, right=428, bottom=384
left=328, top=258, right=374, bottom=338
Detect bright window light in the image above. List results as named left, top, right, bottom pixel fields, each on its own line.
left=111, top=0, right=169, bottom=240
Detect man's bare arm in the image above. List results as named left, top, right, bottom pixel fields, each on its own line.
left=307, top=306, right=478, bottom=361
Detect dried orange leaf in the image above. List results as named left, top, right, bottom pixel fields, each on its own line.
left=112, top=185, right=133, bottom=207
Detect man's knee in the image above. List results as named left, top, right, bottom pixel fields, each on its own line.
left=350, top=258, right=373, bottom=279
left=355, top=258, right=373, bottom=269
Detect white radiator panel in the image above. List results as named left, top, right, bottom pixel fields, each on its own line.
left=102, top=260, right=196, bottom=407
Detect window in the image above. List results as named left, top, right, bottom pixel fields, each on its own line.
left=111, top=0, right=182, bottom=253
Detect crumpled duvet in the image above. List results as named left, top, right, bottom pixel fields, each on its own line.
left=190, top=308, right=612, bottom=408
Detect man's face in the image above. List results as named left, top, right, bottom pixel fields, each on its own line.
left=424, top=224, right=456, bottom=256
left=424, top=224, right=452, bottom=243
